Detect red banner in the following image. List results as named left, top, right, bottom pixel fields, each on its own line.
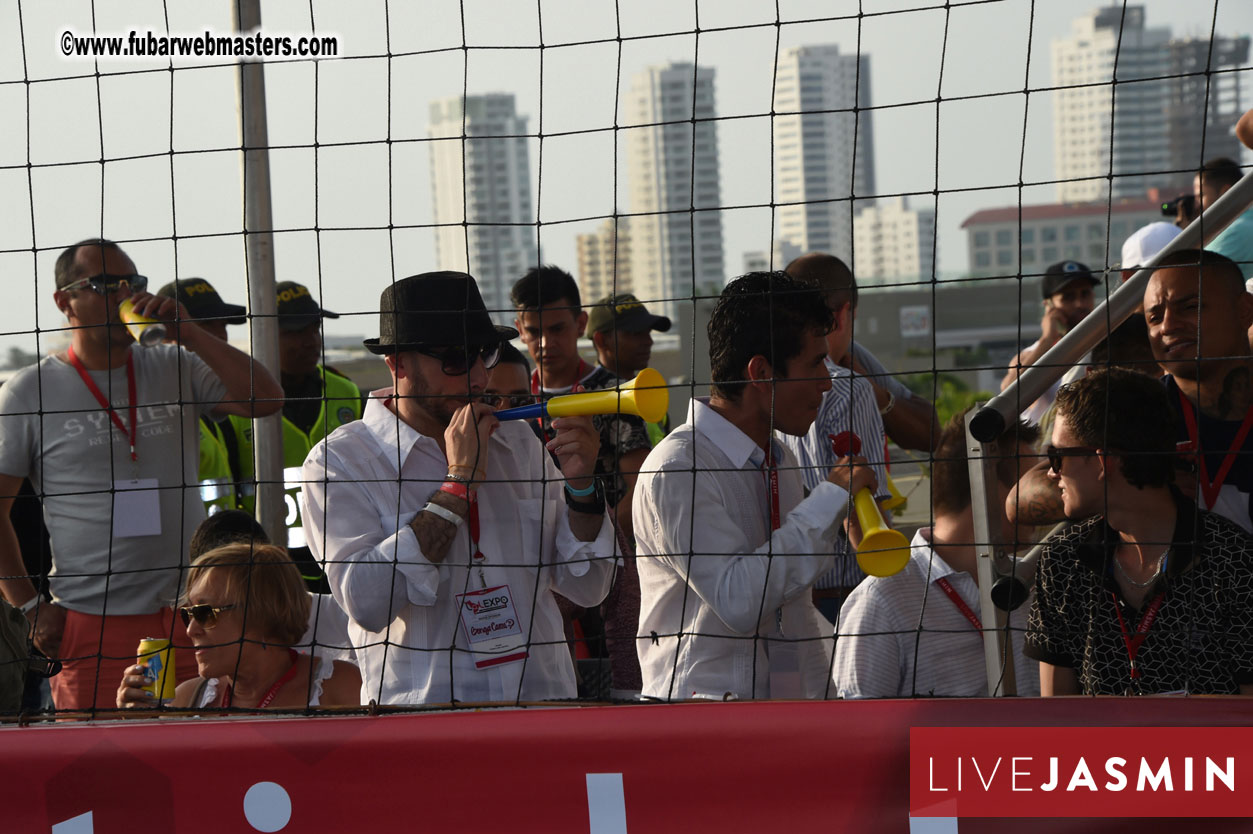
left=4, top=698, right=1253, bottom=833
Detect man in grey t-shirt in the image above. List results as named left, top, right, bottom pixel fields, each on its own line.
left=0, top=239, right=282, bottom=711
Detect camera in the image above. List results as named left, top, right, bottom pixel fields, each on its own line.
left=1161, top=193, right=1196, bottom=218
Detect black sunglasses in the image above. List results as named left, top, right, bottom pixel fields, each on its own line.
left=179, top=603, right=238, bottom=629
left=62, top=273, right=149, bottom=295
left=1045, top=444, right=1100, bottom=474
left=414, top=343, right=501, bottom=376
left=482, top=393, right=535, bottom=409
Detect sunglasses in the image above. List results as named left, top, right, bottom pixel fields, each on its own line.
left=61, top=273, right=149, bottom=295
left=482, top=392, right=535, bottom=409
left=414, top=343, right=501, bottom=376
left=1045, top=444, right=1100, bottom=474
left=179, top=603, right=238, bottom=629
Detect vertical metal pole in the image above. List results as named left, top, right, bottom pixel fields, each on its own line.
left=234, top=0, right=285, bottom=546
left=965, top=406, right=1012, bottom=696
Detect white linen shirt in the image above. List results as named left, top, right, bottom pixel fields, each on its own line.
left=832, top=528, right=1040, bottom=698
left=301, top=389, right=616, bottom=705
left=634, top=398, right=852, bottom=701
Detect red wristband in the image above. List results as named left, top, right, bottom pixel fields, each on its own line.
left=439, top=480, right=473, bottom=502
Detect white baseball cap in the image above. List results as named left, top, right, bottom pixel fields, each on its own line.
left=1120, top=222, right=1181, bottom=270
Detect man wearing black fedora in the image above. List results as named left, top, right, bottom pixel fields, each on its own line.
left=301, top=271, right=616, bottom=705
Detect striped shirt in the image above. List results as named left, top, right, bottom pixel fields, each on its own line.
left=778, top=358, right=890, bottom=589
left=833, top=528, right=1039, bottom=698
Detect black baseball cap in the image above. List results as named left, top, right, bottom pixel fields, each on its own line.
left=277, top=281, right=339, bottom=331
left=1041, top=261, right=1098, bottom=298
left=156, top=278, right=246, bottom=324
left=586, top=293, right=672, bottom=336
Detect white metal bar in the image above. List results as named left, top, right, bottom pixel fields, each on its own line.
left=964, top=407, right=1011, bottom=696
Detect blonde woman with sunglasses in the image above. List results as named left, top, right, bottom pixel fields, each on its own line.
left=116, top=544, right=360, bottom=710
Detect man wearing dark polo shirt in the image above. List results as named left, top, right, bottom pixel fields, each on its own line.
left=1026, top=369, right=1253, bottom=696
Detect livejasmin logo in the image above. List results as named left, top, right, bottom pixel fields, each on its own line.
left=927, top=754, right=1235, bottom=794
left=910, top=726, right=1251, bottom=819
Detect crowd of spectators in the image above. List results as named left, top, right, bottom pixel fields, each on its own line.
left=5, top=125, right=1253, bottom=715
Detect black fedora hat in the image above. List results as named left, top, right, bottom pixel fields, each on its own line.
left=364, top=271, right=518, bottom=355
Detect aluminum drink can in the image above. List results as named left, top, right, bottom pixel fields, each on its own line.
left=117, top=298, right=167, bottom=347
left=136, top=637, right=177, bottom=703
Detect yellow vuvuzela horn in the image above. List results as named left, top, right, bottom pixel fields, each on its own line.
left=853, top=489, right=910, bottom=577
left=880, top=470, right=907, bottom=512
left=493, top=367, right=669, bottom=424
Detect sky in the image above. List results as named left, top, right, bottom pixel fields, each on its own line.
left=0, top=0, right=1251, bottom=359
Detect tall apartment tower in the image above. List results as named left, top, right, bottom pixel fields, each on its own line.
left=852, top=197, right=936, bottom=284
left=1166, top=34, right=1249, bottom=186
left=625, top=63, right=724, bottom=318
left=576, top=217, right=632, bottom=303
left=1052, top=6, right=1248, bottom=203
left=772, top=44, right=875, bottom=263
left=428, top=93, right=537, bottom=323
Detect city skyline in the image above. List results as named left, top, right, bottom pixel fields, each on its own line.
left=1, top=1, right=1250, bottom=358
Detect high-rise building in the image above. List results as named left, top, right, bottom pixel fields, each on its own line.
left=852, top=198, right=936, bottom=285
left=625, top=63, right=724, bottom=318
left=742, top=239, right=802, bottom=275
left=576, top=217, right=632, bottom=303
left=1052, top=6, right=1248, bottom=203
left=1166, top=34, right=1249, bottom=181
left=772, top=44, right=875, bottom=263
left=428, top=93, right=537, bottom=323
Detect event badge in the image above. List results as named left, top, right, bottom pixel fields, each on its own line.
left=456, top=584, right=529, bottom=669
left=112, top=479, right=162, bottom=538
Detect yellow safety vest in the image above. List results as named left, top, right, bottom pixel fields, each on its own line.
left=229, top=367, right=362, bottom=547
left=197, top=418, right=236, bottom=514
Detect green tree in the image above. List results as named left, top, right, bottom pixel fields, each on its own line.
left=901, top=372, right=993, bottom=428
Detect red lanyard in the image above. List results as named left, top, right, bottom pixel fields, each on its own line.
left=68, top=345, right=138, bottom=462
left=760, top=449, right=780, bottom=531
left=222, top=649, right=299, bottom=708
left=468, top=495, right=489, bottom=588
left=1111, top=592, right=1165, bottom=680
left=935, top=577, right=982, bottom=631
left=761, top=449, right=783, bottom=636
left=1177, top=389, right=1253, bottom=509
left=531, top=361, right=591, bottom=440
left=530, top=359, right=593, bottom=397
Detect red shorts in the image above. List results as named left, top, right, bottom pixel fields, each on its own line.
left=51, top=608, right=197, bottom=713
